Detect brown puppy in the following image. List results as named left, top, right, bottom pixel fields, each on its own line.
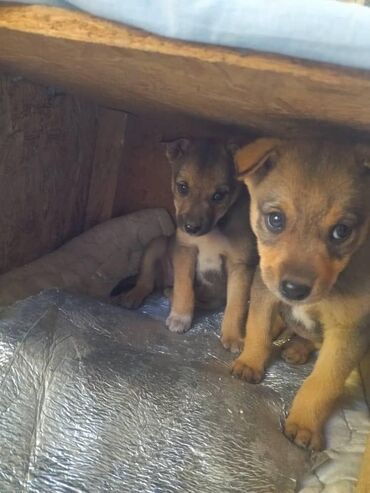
left=113, top=138, right=258, bottom=351
left=232, top=138, right=370, bottom=451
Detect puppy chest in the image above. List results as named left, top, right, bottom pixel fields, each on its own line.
left=197, top=249, right=223, bottom=275
left=284, top=305, right=323, bottom=343
left=195, top=231, right=229, bottom=278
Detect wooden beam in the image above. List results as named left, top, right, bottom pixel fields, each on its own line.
left=1, top=5, right=370, bottom=136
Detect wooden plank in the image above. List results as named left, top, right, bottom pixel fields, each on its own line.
left=0, top=75, right=99, bottom=273
left=0, top=5, right=370, bottom=136
left=84, top=108, right=127, bottom=229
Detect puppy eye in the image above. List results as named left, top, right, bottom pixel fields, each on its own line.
left=212, top=190, right=228, bottom=202
left=330, top=224, right=352, bottom=242
left=177, top=182, right=189, bottom=196
left=265, top=212, right=285, bottom=233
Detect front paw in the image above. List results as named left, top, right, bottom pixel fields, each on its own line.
left=281, top=345, right=310, bottom=365
left=166, top=312, right=192, bottom=333
left=281, top=338, right=313, bottom=365
left=220, top=332, right=243, bottom=353
left=284, top=416, right=324, bottom=451
left=231, top=357, right=264, bottom=383
left=114, top=287, right=147, bottom=309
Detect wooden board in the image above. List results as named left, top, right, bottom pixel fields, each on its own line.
left=84, top=108, right=127, bottom=229
left=0, top=5, right=370, bottom=136
left=0, top=76, right=126, bottom=274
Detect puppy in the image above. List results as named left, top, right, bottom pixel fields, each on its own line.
left=113, top=138, right=258, bottom=351
left=231, top=137, right=370, bottom=451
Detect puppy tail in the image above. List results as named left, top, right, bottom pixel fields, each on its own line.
left=110, top=235, right=170, bottom=298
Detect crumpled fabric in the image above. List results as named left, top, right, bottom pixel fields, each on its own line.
left=0, top=208, right=174, bottom=306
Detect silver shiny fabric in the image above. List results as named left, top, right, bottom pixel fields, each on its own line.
left=0, top=289, right=313, bottom=493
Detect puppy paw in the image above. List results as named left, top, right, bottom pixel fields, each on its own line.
left=231, top=357, right=264, bottom=384
left=166, top=312, right=192, bottom=333
left=284, top=418, right=324, bottom=451
left=281, top=344, right=310, bottom=365
left=281, top=336, right=315, bottom=365
left=115, top=287, right=147, bottom=309
left=220, top=333, right=243, bottom=353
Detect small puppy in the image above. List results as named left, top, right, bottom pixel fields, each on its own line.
left=113, top=138, right=258, bottom=351
left=231, top=137, right=370, bottom=450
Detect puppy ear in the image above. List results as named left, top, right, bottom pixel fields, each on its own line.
left=163, top=138, right=191, bottom=163
left=235, top=138, right=281, bottom=181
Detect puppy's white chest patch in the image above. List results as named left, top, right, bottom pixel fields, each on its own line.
left=291, top=306, right=316, bottom=332
left=195, top=229, right=229, bottom=281
left=197, top=249, right=223, bottom=274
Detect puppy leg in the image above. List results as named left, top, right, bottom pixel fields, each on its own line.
left=166, top=244, right=196, bottom=333
left=357, top=434, right=370, bottom=493
left=118, top=236, right=168, bottom=309
left=281, top=335, right=315, bottom=365
left=220, top=260, right=254, bottom=353
left=357, top=352, right=370, bottom=492
left=271, top=313, right=286, bottom=340
left=284, top=328, right=366, bottom=451
left=232, top=267, right=278, bottom=383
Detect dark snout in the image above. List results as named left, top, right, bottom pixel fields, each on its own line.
left=177, top=214, right=213, bottom=236
left=280, top=280, right=312, bottom=301
left=278, top=266, right=316, bottom=302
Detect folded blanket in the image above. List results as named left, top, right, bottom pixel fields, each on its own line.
left=0, top=208, right=174, bottom=306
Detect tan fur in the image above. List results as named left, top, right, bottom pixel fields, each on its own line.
left=232, top=137, right=370, bottom=455
left=115, top=138, right=258, bottom=350
left=232, top=266, right=279, bottom=382
left=357, top=434, right=370, bottom=492
left=115, top=235, right=169, bottom=309
left=358, top=349, right=370, bottom=491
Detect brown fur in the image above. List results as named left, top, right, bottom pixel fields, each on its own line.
left=232, top=137, right=370, bottom=452
left=114, top=138, right=258, bottom=351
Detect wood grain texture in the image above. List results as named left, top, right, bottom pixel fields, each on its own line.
left=84, top=108, right=127, bottom=229
left=0, top=5, right=370, bottom=136
left=0, top=76, right=96, bottom=273
left=0, top=76, right=132, bottom=274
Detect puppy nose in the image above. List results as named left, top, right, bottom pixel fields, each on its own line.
left=280, top=280, right=312, bottom=301
left=184, top=223, right=201, bottom=235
